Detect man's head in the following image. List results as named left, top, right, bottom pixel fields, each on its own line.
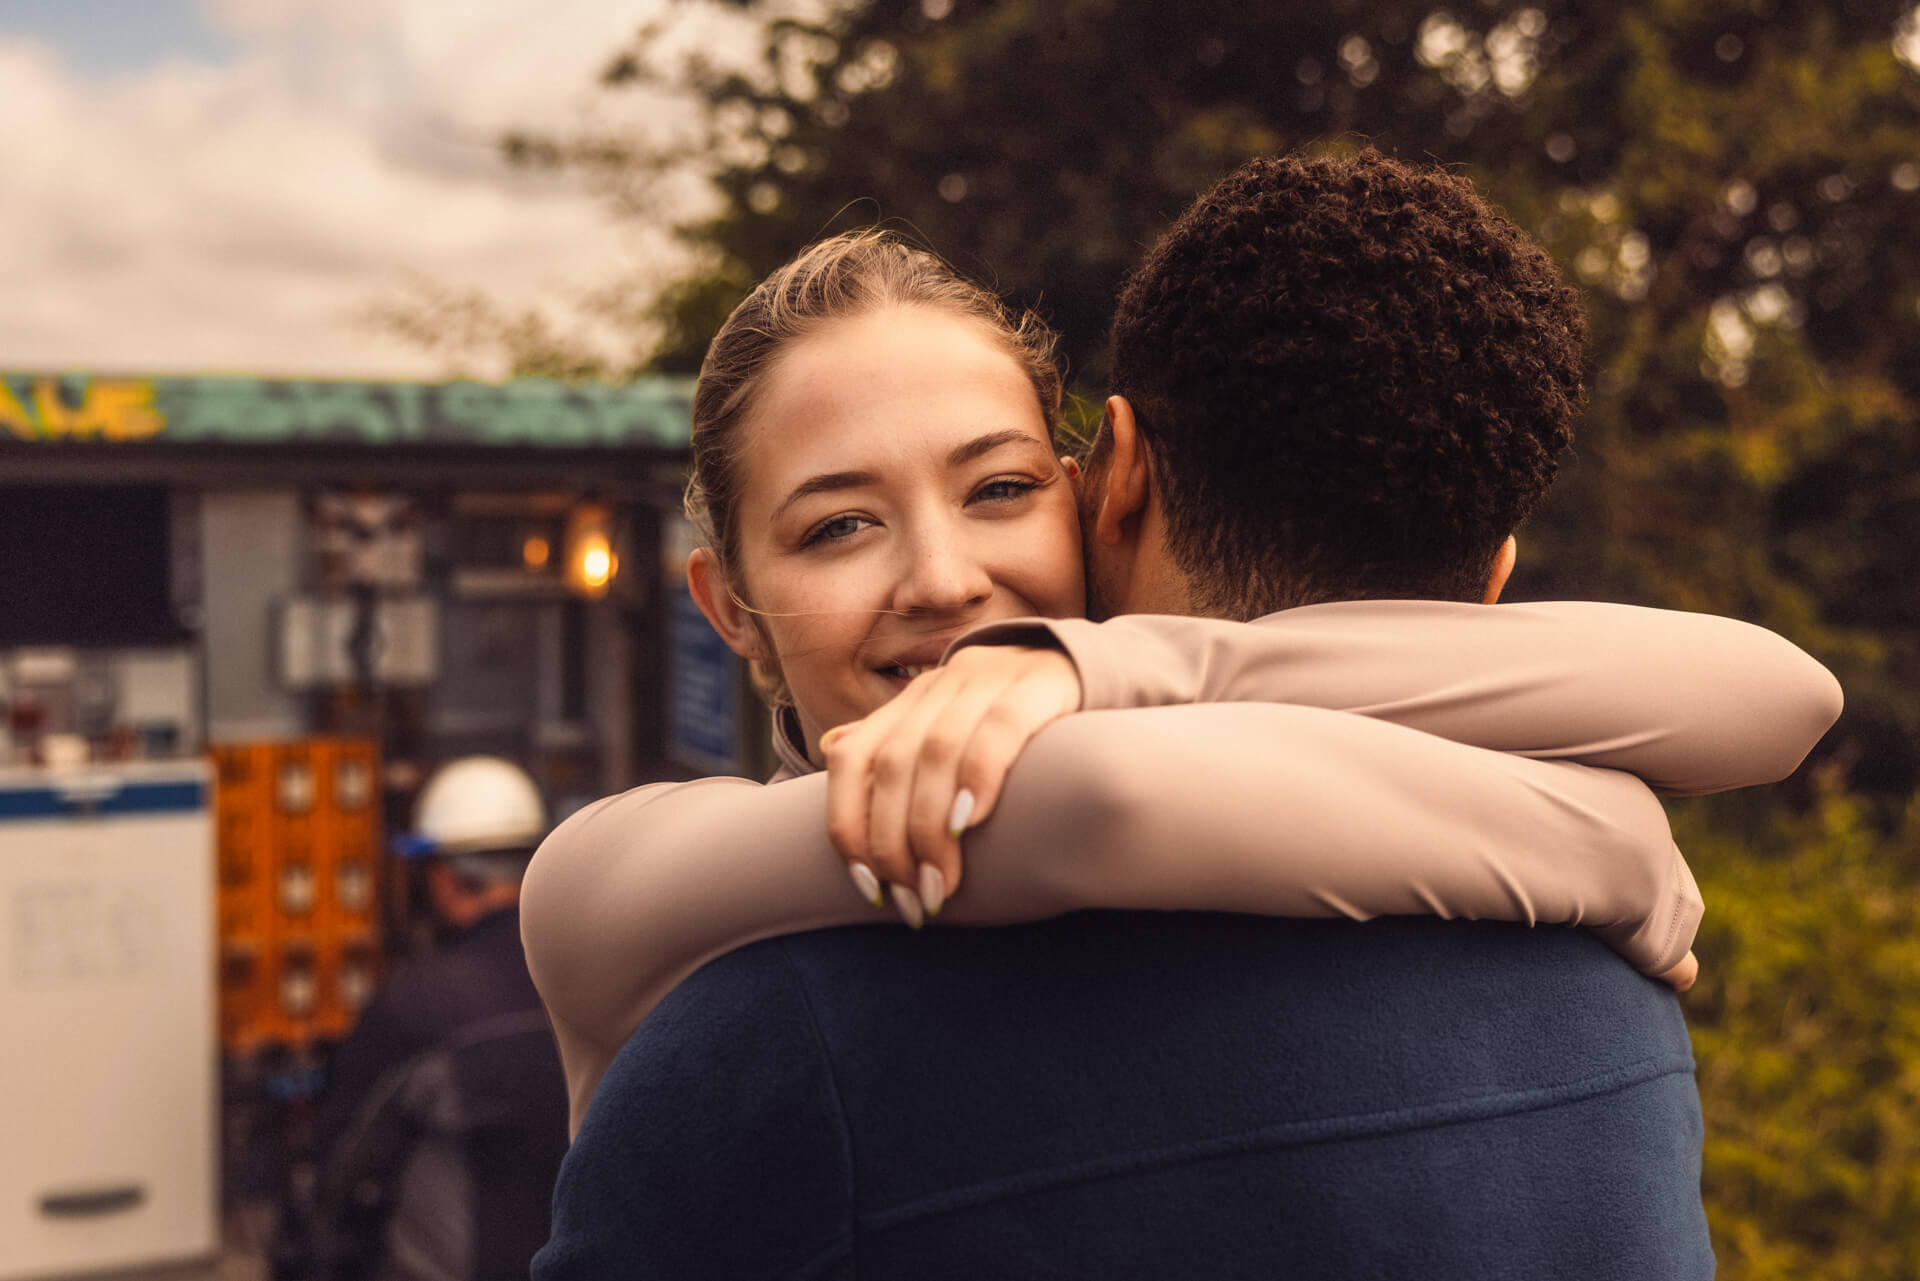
left=403, top=755, right=547, bottom=929
left=1082, top=148, right=1586, bottom=620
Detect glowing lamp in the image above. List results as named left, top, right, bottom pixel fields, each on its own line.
left=522, top=534, right=551, bottom=571
left=565, top=503, right=619, bottom=598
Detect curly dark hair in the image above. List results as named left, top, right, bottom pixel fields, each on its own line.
left=1106, top=148, right=1587, bottom=619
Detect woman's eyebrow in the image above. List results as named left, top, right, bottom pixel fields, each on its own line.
left=948, top=428, right=1048, bottom=467
left=770, top=470, right=878, bottom=525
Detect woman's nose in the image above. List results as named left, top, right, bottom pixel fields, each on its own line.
left=893, top=524, right=992, bottom=614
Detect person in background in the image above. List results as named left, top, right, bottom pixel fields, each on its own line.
left=276, top=755, right=567, bottom=1281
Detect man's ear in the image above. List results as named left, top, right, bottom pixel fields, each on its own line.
left=1482, top=535, right=1518, bottom=605
left=687, top=548, right=766, bottom=660
left=1092, top=395, right=1153, bottom=549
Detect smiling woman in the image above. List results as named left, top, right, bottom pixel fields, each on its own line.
left=679, top=230, right=1078, bottom=735
left=688, top=304, right=1082, bottom=755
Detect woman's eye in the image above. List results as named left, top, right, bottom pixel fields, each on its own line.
left=805, top=514, right=870, bottom=546
left=972, top=478, right=1040, bottom=505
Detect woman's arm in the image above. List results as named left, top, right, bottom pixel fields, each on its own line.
left=523, top=776, right=880, bottom=1134
left=521, top=706, right=1695, bottom=1132
left=948, top=600, right=1844, bottom=795
left=948, top=704, right=1699, bottom=977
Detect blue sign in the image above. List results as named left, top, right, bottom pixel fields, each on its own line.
left=0, top=779, right=206, bottom=823
left=668, top=582, right=740, bottom=772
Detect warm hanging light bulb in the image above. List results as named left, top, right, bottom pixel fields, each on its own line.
left=581, top=543, right=614, bottom=588
left=565, top=503, right=618, bottom=598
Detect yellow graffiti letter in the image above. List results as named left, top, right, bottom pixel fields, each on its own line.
left=0, top=379, right=36, bottom=440
left=92, top=380, right=167, bottom=441
left=23, top=378, right=167, bottom=441
left=32, top=378, right=81, bottom=439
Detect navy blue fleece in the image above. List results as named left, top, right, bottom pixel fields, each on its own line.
left=537, top=913, right=1712, bottom=1280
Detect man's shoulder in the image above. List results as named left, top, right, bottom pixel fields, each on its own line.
left=579, top=930, right=858, bottom=1151
left=544, top=935, right=856, bottom=1281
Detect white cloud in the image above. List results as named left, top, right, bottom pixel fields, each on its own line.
left=0, top=0, right=704, bottom=379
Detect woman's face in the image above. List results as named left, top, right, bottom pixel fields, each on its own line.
left=703, top=304, right=1084, bottom=753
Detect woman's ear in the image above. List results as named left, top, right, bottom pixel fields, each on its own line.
left=687, top=548, right=765, bottom=660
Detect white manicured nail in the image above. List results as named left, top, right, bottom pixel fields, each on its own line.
left=919, top=864, right=946, bottom=917
left=890, top=883, right=925, bottom=930
left=849, top=862, right=884, bottom=908
left=947, top=788, right=976, bottom=838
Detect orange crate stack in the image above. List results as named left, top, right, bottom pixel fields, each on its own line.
left=211, top=738, right=384, bottom=1052
left=311, top=739, right=382, bottom=1039
left=212, top=744, right=275, bottom=1051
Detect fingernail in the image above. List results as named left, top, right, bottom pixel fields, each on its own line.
left=820, top=726, right=844, bottom=750
left=919, top=864, right=946, bottom=917
left=849, top=862, right=884, bottom=908
left=890, top=883, right=925, bottom=930
left=947, top=788, right=976, bottom=838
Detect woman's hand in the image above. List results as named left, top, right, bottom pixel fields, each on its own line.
left=1658, top=950, right=1699, bottom=993
left=822, top=645, right=1082, bottom=924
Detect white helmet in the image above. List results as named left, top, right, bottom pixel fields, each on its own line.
left=404, top=756, right=548, bottom=857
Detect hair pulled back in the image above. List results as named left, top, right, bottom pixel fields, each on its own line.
left=685, top=228, right=1064, bottom=704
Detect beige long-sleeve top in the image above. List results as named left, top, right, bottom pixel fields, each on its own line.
left=523, top=600, right=1842, bottom=1135
left=951, top=599, right=1844, bottom=796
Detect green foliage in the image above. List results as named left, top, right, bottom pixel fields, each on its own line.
left=1679, top=788, right=1920, bottom=1279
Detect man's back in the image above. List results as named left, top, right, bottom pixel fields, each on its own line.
left=538, top=912, right=1711, bottom=1280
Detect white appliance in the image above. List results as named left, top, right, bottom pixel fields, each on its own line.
left=0, top=759, right=217, bottom=1278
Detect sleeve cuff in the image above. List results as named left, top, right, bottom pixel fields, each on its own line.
left=942, top=617, right=1128, bottom=711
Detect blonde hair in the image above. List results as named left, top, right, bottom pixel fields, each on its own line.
left=685, top=229, right=1065, bottom=706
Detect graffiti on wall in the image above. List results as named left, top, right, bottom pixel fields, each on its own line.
left=0, top=373, right=694, bottom=449
left=0, top=377, right=165, bottom=442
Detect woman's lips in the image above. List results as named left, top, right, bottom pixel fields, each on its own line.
left=873, top=636, right=966, bottom=682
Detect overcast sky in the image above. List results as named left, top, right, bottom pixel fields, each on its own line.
left=0, top=0, right=696, bottom=380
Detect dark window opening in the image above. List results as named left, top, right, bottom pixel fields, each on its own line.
left=0, top=486, right=187, bottom=646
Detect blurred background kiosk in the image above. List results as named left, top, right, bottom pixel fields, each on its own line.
left=0, top=371, right=771, bottom=1278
